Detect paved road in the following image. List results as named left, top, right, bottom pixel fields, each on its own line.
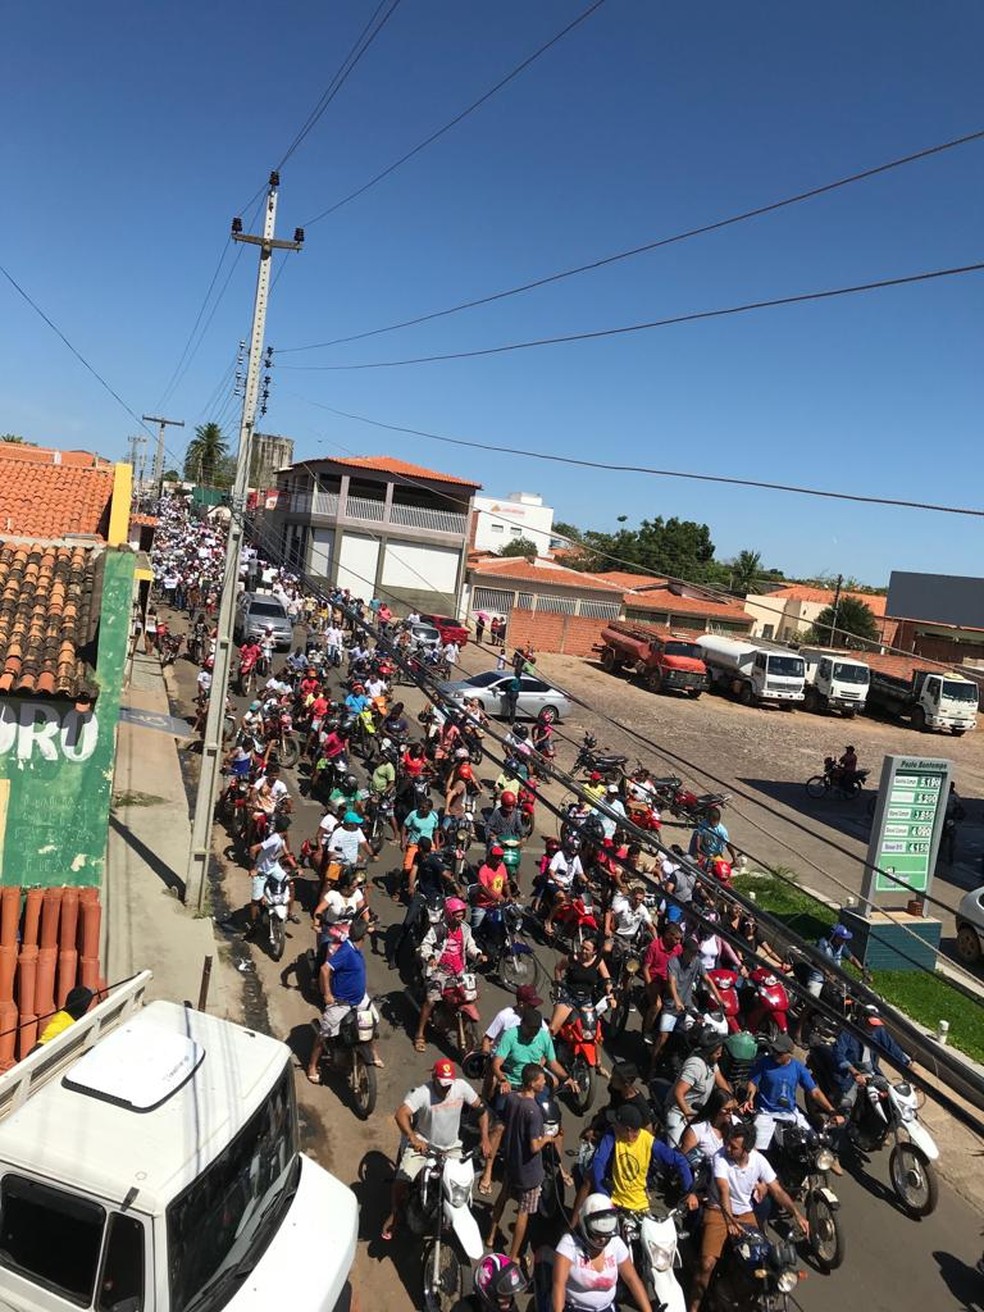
left=163, top=620, right=983, bottom=1312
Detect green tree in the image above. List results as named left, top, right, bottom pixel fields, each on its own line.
left=566, top=515, right=717, bottom=581
left=162, top=468, right=180, bottom=482
left=0, top=433, right=27, bottom=444
left=183, top=422, right=229, bottom=486
left=808, top=596, right=880, bottom=645
left=551, top=520, right=582, bottom=543
left=729, top=549, right=763, bottom=596
left=498, top=536, right=538, bottom=558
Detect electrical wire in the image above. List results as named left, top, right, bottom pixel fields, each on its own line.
left=287, top=393, right=984, bottom=520
left=303, top=0, right=608, bottom=227
left=279, top=260, right=984, bottom=370
left=284, top=125, right=984, bottom=350
left=0, top=262, right=155, bottom=441
left=275, top=0, right=404, bottom=171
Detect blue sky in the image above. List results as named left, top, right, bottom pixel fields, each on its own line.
left=3, top=1, right=982, bottom=583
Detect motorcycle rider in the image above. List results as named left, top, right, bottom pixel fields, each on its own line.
left=324, top=811, right=370, bottom=889
left=388, top=836, right=457, bottom=966
left=664, top=1030, right=732, bottom=1146
left=650, top=937, right=726, bottom=1069
left=401, top=796, right=441, bottom=886
left=380, top=1057, right=491, bottom=1243
left=414, top=897, right=484, bottom=1052
left=245, top=814, right=296, bottom=936
left=539, top=835, right=584, bottom=939
left=471, top=845, right=511, bottom=932
left=580, top=1101, right=697, bottom=1217
left=827, top=1004, right=917, bottom=1111
left=688, top=1121, right=807, bottom=1312
left=742, top=1032, right=841, bottom=1150
left=549, top=936, right=614, bottom=1068
left=485, top=790, right=525, bottom=854
left=641, top=921, right=683, bottom=1041
left=835, top=744, right=860, bottom=787
left=306, top=918, right=381, bottom=1079
left=551, top=1193, right=655, bottom=1312
left=445, top=761, right=482, bottom=840
left=604, top=883, right=655, bottom=954
left=453, top=1253, right=529, bottom=1312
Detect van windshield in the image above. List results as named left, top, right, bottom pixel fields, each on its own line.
left=168, top=1069, right=299, bottom=1312
left=766, top=655, right=805, bottom=678
left=942, top=680, right=979, bottom=704
left=833, top=662, right=869, bottom=685
left=249, top=601, right=288, bottom=619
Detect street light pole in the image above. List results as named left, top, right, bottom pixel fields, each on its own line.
left=185, top=172, right=303, bottom=912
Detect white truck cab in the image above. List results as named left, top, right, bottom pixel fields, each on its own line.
left=799, top=647, right=870, bottom=717
left=0, top=973, right=357, bottom=1312
left=695, top=636, right=805, bottom=707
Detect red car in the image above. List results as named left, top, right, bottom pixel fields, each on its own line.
left=420, top=613, right=469, bottom=647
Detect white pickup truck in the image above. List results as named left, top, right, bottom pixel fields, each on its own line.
left=0, top=972, right=358, bottom=1312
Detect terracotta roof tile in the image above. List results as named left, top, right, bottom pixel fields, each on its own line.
left=624, top=588, right=750, bottom=619
left=469, top=555, right=625, bottom=592
left=294, top=454, right=481, bottom=488
left=0, top=542, right=98, bottom=698
left=0, top=448, right=114, bottom=540
left=767, top=584, right=888, bottom=616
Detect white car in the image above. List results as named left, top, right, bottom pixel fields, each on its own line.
left=955, top=885, right=984, bottom=966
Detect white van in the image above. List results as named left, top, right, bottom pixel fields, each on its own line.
left=0, top=974, right=357, bottom=1312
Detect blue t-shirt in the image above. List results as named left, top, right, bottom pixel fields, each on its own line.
left=405, top=809, right=440, bottom=843
left=345, top=693, right=369, bottom=715
left=328, top=941, right=367, bottom=1006
left=750, top=1056, right=816, bottom=1114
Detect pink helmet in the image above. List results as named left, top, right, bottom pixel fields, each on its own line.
left=444, top=897, right=468, bottom=918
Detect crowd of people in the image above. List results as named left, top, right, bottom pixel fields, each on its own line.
left=147, top=492, right=919, bottom=1312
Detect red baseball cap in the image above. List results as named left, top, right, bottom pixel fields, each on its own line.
left=490, top=844, right=505, bottom=858
left=515, top=984, right=543, bottom=1007
left=589, top=771, right=602, bottom=782
left=433, top=1058, right=456, bottom=1087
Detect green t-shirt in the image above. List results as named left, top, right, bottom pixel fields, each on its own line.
left=371, top=761, right=396, bottom=795
left=496, top=1024, right=556, bottom=1088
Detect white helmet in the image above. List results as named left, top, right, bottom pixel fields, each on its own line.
left=578, top=1193, right=619, bottom=1252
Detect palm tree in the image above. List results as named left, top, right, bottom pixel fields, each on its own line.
left=730, top=549, right=762, bottom=596
left=810, top=596, right=880, bottom=645
left=183, top=422, right=229, bottom=486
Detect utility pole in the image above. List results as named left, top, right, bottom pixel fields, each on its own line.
left=829, top=573, right=843, bottom=645
left=126, top=435, right=147, bottom=506
left=142, top=413, right=185, bottom=499
left=185, top=172, right=304, bottom=912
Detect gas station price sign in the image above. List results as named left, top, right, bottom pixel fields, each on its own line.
left=862, top=756, right=952, bottom=906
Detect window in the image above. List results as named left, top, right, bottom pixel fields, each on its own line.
left=461, top=671, right=505, bottom=689
left=520, top=678, right=549, bottom=692
left=535, top=594, right=577, bottom=614
left=762, top=624, right=774, bottom=639
left=472, top=587, right=512, bottom=614
left=0, top=1174, right=106, bottom=1305
left=489, top=523, right=504, bottom=534
left=167, top=1070, right=299, bottom=1312
left=515, top=593, right=535, bottom=611
left=98, top=1213, right=145, bottom=1312
left=578, top=599, right=620, bottom=620
left=508, top=526, right=522, bottom=536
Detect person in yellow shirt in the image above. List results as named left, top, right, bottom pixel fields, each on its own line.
left=584, top=1103, right=698, bottom=1215
left=38, top=986, right=95, bottom=1045
left=583, top=772, right=607, bottom=803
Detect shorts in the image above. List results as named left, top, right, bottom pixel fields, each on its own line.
left=805, top=977, right=824, bottom=998
left=403, top=843, right=419, bottom=873
left=701, top=1208, right=756, bottom=1261
left=318, top=992, right=370, bottom=1039
left=512, top=1183, right=542, bottom=1214
left=659, top=1009, right=682, bottom=1034
left=397, top=1142, right=460, bottom=1182
left=251, top=873, right=268, bottom=901
left=425, top=972, right=458, bottom=1003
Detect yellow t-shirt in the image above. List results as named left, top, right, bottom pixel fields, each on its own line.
left=610, top=1129, right=653, bottom=1212
left=39, top=1011, right=75, bottom=1045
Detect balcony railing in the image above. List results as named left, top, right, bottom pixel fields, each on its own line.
left=389, top=503, right=467, bottom=534
left=345, top=495, right=386, bottom=522
left=288, top=490, right=339, bottom=516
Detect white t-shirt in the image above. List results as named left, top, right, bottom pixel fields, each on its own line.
left=323, top=888, right=365, bottom=937
left=711, top=1147, right=776, bottom=1214
left=548, top=850, right=582, bottom=891
left=317, top=812, right=339, bottom=843
left=327, top=826, right=366, bottom=864
left=402, top=1078, right=480, bottom=1150
left=555, top=1232, right=629, bottom=1312
left=252, top=777, right=288, bottom=813
left=254, top=833, right=286, bottom=875
left=610, top=894, right=652, bottom=940
left=483, top=1006, right=548, bottom=1045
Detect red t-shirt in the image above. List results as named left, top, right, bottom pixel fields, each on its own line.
left=473, top=862, right=508, bottom=909
left=645, top=936, right=682, bottom=982
left=402, top=753, right=426, bottom=778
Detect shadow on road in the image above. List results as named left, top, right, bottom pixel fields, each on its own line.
left=931, top=1249, right=984, bottom=1312
left=738, top=776, right=873, bottom=844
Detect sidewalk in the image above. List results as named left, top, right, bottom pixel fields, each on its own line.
left=103, top=651, right=237, bottom=1019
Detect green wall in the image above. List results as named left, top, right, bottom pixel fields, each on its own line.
left=0, top=551, right=134, bottom=888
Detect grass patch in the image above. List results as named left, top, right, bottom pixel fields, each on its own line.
left=734, top=872, right=984, bottom=1063
left=111, top=790, right=166, bottom=810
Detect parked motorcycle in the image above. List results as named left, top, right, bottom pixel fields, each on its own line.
left=767, top=1118, right=845, bottom=1271
left=618, top=1204, right=686, bottom=1312
left=670, top=787, right=730, bottom=824
left=805, top=757, right=871, bottom=801
left=704, top=1224, right=804, bottom=1311
left=553, top=992, right=608, bottom=1114
left=809, top=1051, right=939, bottom=1217
left=743, top=967, right=791, bottom=1040
left=406, top=1146, right=483, bottom=1312
left=572, top=732, right=628, bottom=781
left=315, top=999, right=380, bottom=1119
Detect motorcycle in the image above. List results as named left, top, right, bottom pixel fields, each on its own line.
left=805, top=757, right=871, bottom=801
left=810, top=1052, right=939, bottom=1217
left=264, top=712, right=299, bottom=769
left=607, top=929, right=650, bottom=1040
left=618, top=1205, right=686, bottom=1312
left=671, top=787, right=730, bottom=824
left=238, top=658, right=258, bottom=696
left=364, top=793, right=396, bottom=856
left=743, top=967, right=790, bottom=1040
left=705, top=968, right=742, bottom=1033
left=406, top=1146, right=483, bottom=1312
left=258, top=864, right=292, bottom=961
left=315, top=998, right=380, bottom=1120
left=572, top=732, right=628, bottom=781
left=158, top=629, right=182, bottom=666
left=553, top=991, right=608, bottom=1114
left=475, top=900, right=536, bottom=989
left=538, top=1094, right=568, bottom=1221
left=767, top=1118, right=845, bottom=1272
left=423, top=971, right=482, bottom=1055
left=704, top=1224, right=804, bottom=1312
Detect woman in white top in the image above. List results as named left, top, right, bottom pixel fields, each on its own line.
left=680, top=1087, right=739, bottom=1159
left=553, top=1193, right=652, bottom=1312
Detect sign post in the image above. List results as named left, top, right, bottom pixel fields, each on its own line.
left=860, top=754, right=952, bottom=916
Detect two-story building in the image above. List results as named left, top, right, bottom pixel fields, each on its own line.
left=266, top=454, right=480, bottom=614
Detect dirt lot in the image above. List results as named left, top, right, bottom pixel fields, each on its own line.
left=486, top=648, right=984, bottom=941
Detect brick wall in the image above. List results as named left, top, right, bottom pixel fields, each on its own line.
left=506, top=609, right=604, bottom=657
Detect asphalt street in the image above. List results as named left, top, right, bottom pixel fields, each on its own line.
left=164, top=618, right=984, bottom=1312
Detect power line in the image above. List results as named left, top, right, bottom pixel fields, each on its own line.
left=0, top=262, right=154, bottom=439
left=303, top=0, right=609, bottom=227
left=286, top=393, right=984, bottom=519
left=280, top=260, right=984, bottom=371
left=283, top=125, right=984, bottom=351
left=275, top=0, right=403, bottom=171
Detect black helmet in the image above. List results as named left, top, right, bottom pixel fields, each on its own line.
left=344, top=774, right=358, bottom=792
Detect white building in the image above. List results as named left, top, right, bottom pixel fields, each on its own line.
left=472, top=492, right=554, bottom=554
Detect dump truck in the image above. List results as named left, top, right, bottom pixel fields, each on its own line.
left=596, top=620, right=709, bottom=696
left=798, top=646, right=870, bottom=717
left=865, top=654, right=978, bottom=735
left=0, top=971, right=358, bottom=1312
left=695, top=635, right=805, bottom=707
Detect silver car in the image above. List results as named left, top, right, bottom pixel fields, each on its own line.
left=234, top=594, right=294, bottom=650
left=406, top=622, right=443, bottom=651
left=955, top=885, right=984, bottom=967
left=437, top=670, right=572, bottom=723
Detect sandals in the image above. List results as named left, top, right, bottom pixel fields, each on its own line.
left=414, top=1037, right=427, bottom=1053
